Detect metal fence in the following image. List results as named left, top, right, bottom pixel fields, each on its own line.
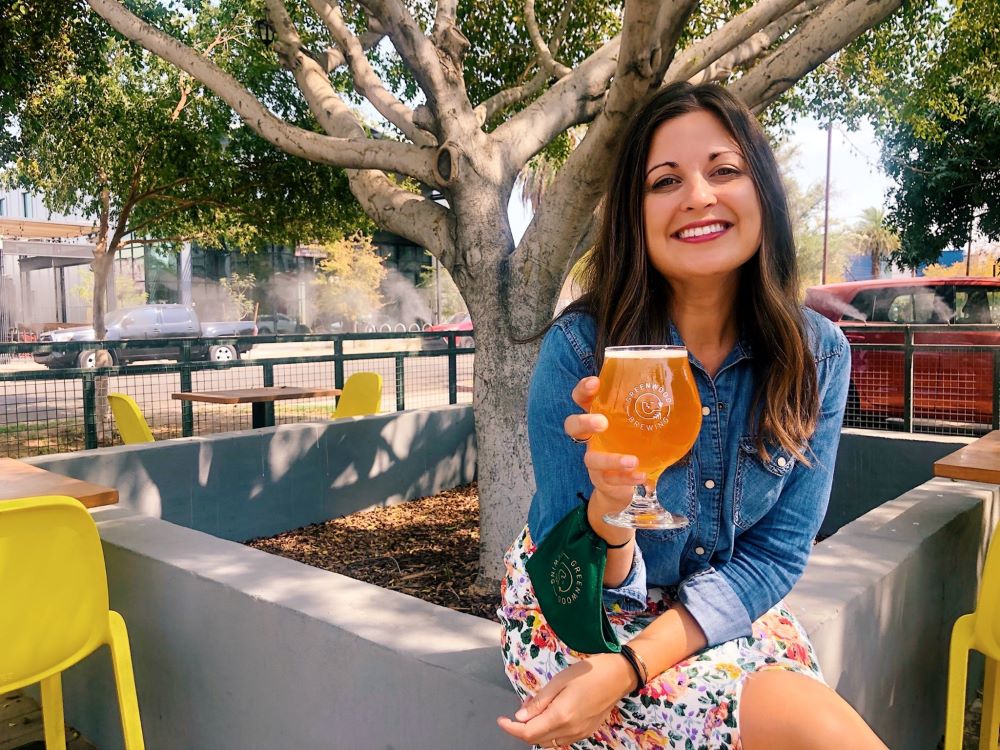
left=842, top=324, right=1000, bottom=436
left=3, top=323, right=998, bottom=459
left=0, top=331, right=474, bottom=458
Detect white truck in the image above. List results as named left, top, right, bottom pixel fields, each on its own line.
left=34, top=304, right=258, bottom=368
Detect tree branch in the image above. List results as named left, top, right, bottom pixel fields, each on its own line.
left=87, top=0, right=439, bottom=184
left=729, top=0, right=903, bottom=111
left=305, top=0, right=435, bottom=145
left=357, top=0, right=477, bottom=137
left=524, top=0, right=571, bottom=78
left=664, top=0, right=807, bottom=83
left=494, top=37, right=620, bottom=173
left=689, top=6, right=810, bottom=85
left=475, top=71, right=551, bottom=125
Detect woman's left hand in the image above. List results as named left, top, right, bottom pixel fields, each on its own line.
left=496, top=652, right=634, bottom=747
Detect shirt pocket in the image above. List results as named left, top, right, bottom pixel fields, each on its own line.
left=642, top=458, right=698, bottom=543
left=733, top=436, right=796, bottom=530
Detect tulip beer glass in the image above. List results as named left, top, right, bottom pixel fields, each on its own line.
left=590, top=345, right=703, bottom=529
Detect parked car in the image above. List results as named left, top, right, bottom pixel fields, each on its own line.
left=804, top=277, right=1000, bottom=428
left=422, top=313, right=474, bottom=350
left=255, top=313, right=311, bottom=335
left=33, top=304, right=258, bottom=369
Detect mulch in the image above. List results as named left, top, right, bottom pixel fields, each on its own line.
left=244, top=482, right=500, bottom=621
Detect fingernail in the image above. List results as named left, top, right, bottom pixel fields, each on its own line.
left=515, top=708, right=528, bottom=721
left=621, top=456, right=637, bottom=469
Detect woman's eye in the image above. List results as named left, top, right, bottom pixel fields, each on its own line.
left=714, top=166, right=741, bottom=177
left=651, top=176, right=678, bottom=189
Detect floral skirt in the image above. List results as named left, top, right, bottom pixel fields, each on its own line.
left=498, top=526, right=824, bottom=750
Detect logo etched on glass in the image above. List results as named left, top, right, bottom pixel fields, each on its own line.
left=624, top=383, right=673, bottom=431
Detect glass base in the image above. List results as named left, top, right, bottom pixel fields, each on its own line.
left=603, top=504, right=689, bottom=530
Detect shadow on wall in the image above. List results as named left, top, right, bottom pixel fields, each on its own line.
left=27, top=405, right=478, bottom=542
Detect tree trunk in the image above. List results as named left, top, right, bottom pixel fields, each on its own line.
left=870, top=249, right=881, bottom=280
left=92, top=251, right=114, bottom=340
left=91, top=250, right=116, bottom=440
left=469, top=316, right=541, bottom=581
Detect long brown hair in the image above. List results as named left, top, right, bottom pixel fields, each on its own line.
left=564, top=81, right=819, bottom=462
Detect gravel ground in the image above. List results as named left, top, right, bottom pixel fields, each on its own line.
left=245, top=482, right=500, bottom=621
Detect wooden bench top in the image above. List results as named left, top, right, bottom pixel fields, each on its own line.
left=171, top=386, right=341, bottom=405
left=0, top=458, right=119, bottom=508
left=933, top=430, right=1000, bottom=485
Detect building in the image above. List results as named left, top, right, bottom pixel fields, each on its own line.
left=0, top=189, right=436, bottom=333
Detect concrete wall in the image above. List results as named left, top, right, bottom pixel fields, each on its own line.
left=60, top=507, right=522, bottom=750
left=57, top=477, right=1000, bottom=750
left=789, top=477, right=1000, bottom=750
left=823, top=429, right=972, bottom=537
left=28, top=405, right=477, bottom=541
left=28, top=425, right=997, bottom=749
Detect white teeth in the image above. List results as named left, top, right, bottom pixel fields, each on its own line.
left=677, top=222, right=728, bottom=239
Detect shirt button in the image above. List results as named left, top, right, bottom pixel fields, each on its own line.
left=701, top=406, right=711, bottom=416
left=694, top=546, right=706, bottom=555
left=777, top=457, right=787, bottom=467
left=704, top=479, right=716, bottom=489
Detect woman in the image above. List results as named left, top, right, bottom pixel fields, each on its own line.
left=496, top=82, right=888, bottom=749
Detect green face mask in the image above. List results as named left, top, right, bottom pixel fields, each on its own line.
left=525, top=504, right=622, bottom=654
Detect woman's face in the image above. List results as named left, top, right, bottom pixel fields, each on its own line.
left=642, top=109, right=763, bottom=286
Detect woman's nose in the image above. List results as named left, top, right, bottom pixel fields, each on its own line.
left=682, top=174, right=717, bottom=211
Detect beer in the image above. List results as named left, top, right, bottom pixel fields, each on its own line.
left=591, top=346, right=702, bottom=480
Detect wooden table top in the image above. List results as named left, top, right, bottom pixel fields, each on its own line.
left=0, top=457, right=119, bottom=508
left=171, top=386, right=341, bottom=405
left=933, top=430, right=1000, bottom=485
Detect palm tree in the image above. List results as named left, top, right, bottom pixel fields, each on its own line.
left=851, top=207, right=900, bottom=279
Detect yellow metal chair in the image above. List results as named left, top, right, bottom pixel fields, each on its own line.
left=333, top=372, right=382, bottom=418
left=945, top=533, right=1000, bottom=750
left=107, top=393, right=154, bottom=444
left=0, top=495, right=145, bottom=749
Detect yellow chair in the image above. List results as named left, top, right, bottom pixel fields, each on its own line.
left=108, top=393, right=154, bottom=444
left=945, top=534, right=1000, bottom=750
left=333, top=372, right=382, bottom=418
left=0, top=495, right=145, bottom=749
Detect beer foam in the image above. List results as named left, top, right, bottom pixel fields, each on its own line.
left=605, top=348, right=687, bottom=358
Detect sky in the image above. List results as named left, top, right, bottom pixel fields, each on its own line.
left=782, top=117, right=893, bottom=228
left=507, top=116, right=895, bottom=243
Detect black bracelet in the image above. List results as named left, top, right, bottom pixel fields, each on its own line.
left=619, top=644, right=647, bottom=692
left=578, top=493, right=633, bottom=549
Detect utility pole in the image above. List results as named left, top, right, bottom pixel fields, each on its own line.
left=822, top=122, right=833, bottom=284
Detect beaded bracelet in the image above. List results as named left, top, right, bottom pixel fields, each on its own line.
left=619, top=644, right=648, bottom=691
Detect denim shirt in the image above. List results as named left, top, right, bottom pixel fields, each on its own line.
left=525, top=308, right=850, bottom=648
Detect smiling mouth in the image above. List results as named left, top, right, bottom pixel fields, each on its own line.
left=674, top=222, right=732, bottom=240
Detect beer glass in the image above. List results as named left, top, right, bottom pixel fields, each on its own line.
left=590, top=345, right=702, bottom=529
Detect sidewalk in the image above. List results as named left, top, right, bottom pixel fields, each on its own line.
left=1, top=691, right=98, bottom=750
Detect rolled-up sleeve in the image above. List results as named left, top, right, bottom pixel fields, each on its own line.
left=679, top=336, right=852, bottom=647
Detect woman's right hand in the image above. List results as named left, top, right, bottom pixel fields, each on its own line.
left=564, top=376, right=646, bottom=519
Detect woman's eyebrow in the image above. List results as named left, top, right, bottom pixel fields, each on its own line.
left=645, top=160, right=678, bottom=176
left=645, top=149, right=744, bottom=176
left=709, top=149, right=743, bottom=161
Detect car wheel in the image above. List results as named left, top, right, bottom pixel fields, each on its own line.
left=77, top=350, right=97, bottom=368
left=208, top=344, right=238, bottom=363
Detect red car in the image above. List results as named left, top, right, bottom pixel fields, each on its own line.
left=804, top=277, right=1000, bottom=430
left=423, top=313, right=474, bottom=349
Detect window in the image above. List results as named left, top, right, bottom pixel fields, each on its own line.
left=0, top=198, right=6, bottom=216
left=955, top=287, right=998, bottom=324
left=21, top=193, right=33, bottom=219
left=161, top=307, right=193, bottom=325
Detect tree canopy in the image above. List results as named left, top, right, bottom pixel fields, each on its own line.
left=3, top=13, right=371, bottom=335
left=84, top=0, right=910, bottom=578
